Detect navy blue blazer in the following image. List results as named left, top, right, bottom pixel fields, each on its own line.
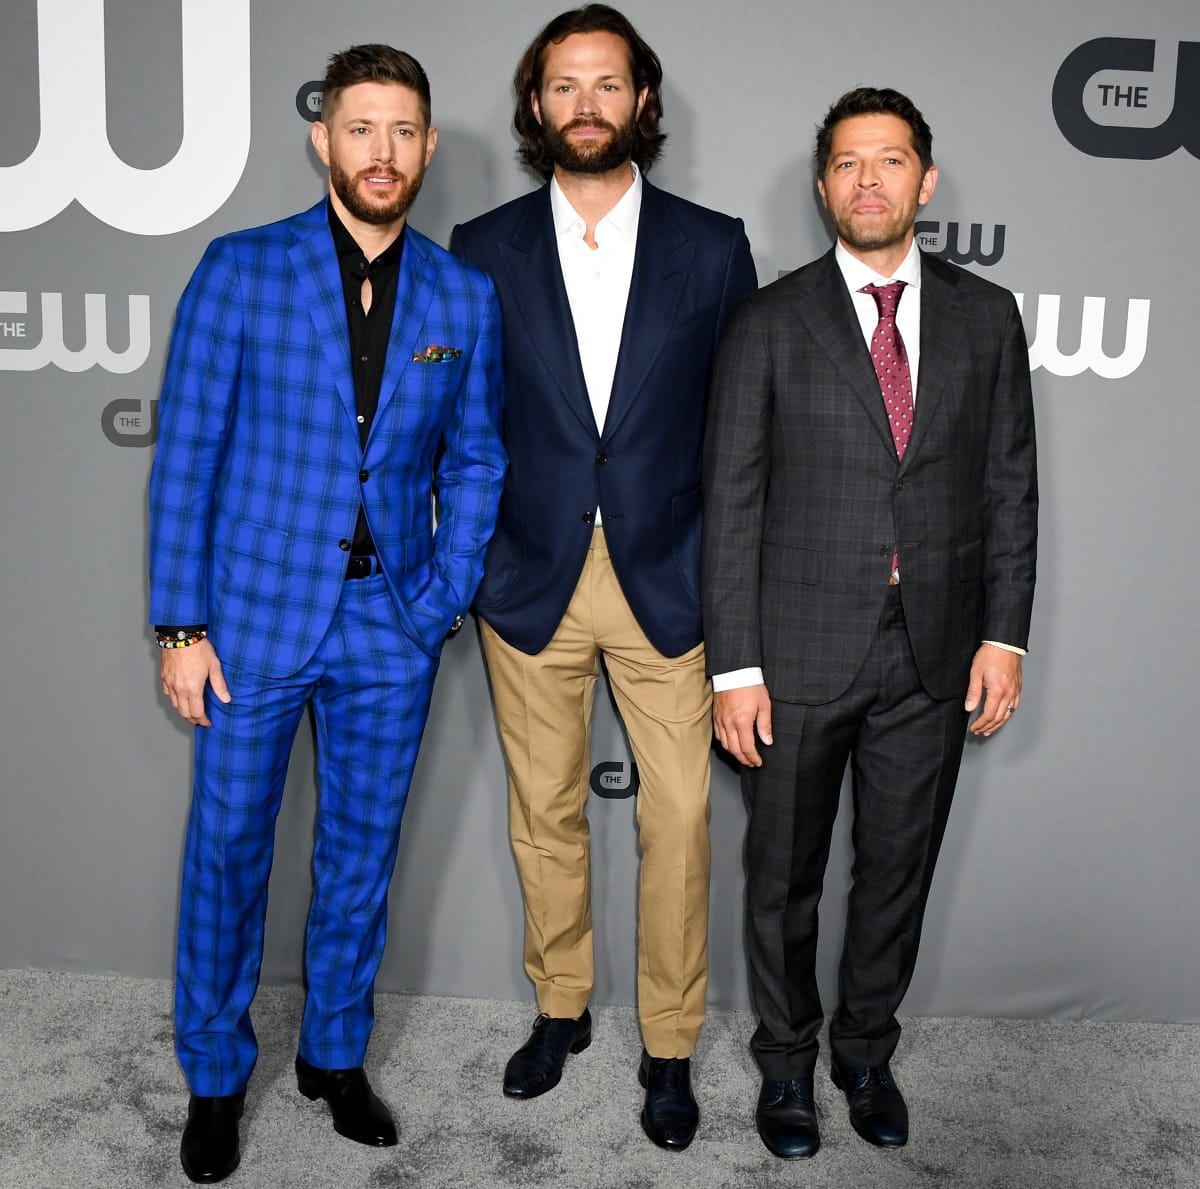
left=450, top=178, right=757, bottom=656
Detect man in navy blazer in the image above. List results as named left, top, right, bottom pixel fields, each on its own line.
left=451, top=5, right=755, bottom=1151
left=149, top=46, right=504, bottom=1182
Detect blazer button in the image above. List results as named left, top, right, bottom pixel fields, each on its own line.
left=360, top=469, right=370, bottom=482
left=895, top=479, right=907, bottom=490
left=879, top=546, right=890, bottom=557
left=451, top=614, right=465, bottom=631
left=339, top=539, right=351, bottom=551
left=581, top=511, right=595, bottom=524
left=596, top=452, right=609, bottom=465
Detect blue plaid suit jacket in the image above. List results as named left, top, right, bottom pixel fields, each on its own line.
left=149, top=201, right=506, bottom=676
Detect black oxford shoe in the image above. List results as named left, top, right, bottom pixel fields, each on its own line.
left=503, top=1009, right=592, bottom=1098
left=295, top=1055, right=398, bottom=1146
left=180, top=1092, right=245, bottom=1183
left=755, top=1079, right=820, bottom=1159
left=831, top=1062, right=908, bottom=1147
left=638, top=1051, right=699, bottom=1150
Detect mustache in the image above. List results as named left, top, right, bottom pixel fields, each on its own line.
left=355, top=167, right=403, bottom=180
left=561, top=117, right=619, bottom=134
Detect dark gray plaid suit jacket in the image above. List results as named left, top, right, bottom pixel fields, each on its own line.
left=702, top=248, right=1037, bottom=705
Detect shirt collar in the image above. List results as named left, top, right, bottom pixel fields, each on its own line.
left=327, top=200, right=405, bottom=269
left=834, top=237, right=922, bottom=294
left=549, top=161, right=642, bottom=244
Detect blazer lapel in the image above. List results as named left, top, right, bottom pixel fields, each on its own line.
left=795, top=251, right=897, bottom=457
left=374, top=228, right=438, bottom=435
left=289, top=206, right=358, bottom=427
left=904, top=255, right=968, bottom=469
left=602, top=181, right=694, bottom=440
left=498, top=187, right=596, bottom=435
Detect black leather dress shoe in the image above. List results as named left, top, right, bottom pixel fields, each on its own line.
left=295, top=1055, right=398, bottom=1147
left=831, top=1062, right=908, bottom=1146
left=638, top=1051, right=699, bottom=1150
left=755, top=1079, right=820, bottom=1159
left=502, top=1009, right=592, bottom=1098
left=180, top=1092, right=245, bottom=1183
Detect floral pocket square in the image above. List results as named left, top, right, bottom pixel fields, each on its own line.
left=412, top=344, right=463, bottom=363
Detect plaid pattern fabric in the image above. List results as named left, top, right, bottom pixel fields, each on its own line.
left=175, top=577, right=439, bottom=1093
left=703, top=250, right=1037, bottom=704
left=150, top=201, right=506, bottom=674
left=154, top=201, right=505, bottom=1093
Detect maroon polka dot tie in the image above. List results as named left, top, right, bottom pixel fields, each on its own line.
left=862, top=280, right=912, bottom=579
left=861, top=280, right=913, bottom=460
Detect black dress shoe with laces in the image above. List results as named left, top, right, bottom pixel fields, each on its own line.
left=831, top=1062, right=908, bottom=1146
left=755, top=1078, right=820, bottom=1159
left=180, top=1092, right=245, bottom=1183
left=638, top=1051, right=699, bottom=1150
left=503, top=1009, right=592, bottom=1098
left=295, top=1054, right=398, bottom=1146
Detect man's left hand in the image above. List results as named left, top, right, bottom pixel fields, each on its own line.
left=965, top=644, right=1022, bottom=736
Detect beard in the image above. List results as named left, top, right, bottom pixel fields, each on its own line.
left=833, top=210, right=912, bottom=254
left=542, top=116, right=637, bottom=174
left=328, top=157, right=425, bottom=225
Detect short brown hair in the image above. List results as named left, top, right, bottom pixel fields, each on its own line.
left=321, top=44, right=431, bottom=126
left=513, top=5, right=666, bottom=178
left=815, top=87, right=933, bottom=176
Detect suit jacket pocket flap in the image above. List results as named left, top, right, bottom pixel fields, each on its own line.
left=761, top=541, right=821, bottom=586
left=216, top=517, right=290, bottom=565
left=957, top=538, right=983, bottom=581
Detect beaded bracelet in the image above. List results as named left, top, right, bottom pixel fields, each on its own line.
left=157, top=629, right=207, bottom=650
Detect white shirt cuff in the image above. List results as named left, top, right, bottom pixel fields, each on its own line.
left=712, top=667, right=765, bottom=691
left=982, top=640, right=1027, bottom=656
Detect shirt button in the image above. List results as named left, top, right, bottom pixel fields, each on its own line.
left=339, top=539, right=351, bottom=551
left=360, top=354, right=369, bottom=363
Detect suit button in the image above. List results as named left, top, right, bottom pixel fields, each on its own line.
left=360, top=470, right=370, bottom=482
left=879, top=546, right=890, bottom=557
left=895, top=480, right=907, bottom=490
left=338, top=539, right=351, bottom=551
left=596, top=452, right=608, bottom=465
left=451, top=614, right=465, bottom=631
left=581, top=511, right=595, bottom=524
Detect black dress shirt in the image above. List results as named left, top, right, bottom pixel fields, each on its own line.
left=328, top=202, right=404, bottom=556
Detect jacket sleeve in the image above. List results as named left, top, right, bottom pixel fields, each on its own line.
left=148, top=238, right=242, bottom=628
left=980, top=294, right=1038, bottom=648
left=702, top=297, right=773, bottom=676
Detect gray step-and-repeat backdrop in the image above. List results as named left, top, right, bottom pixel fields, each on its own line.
left=1, top=0, right=1197, bottom=1022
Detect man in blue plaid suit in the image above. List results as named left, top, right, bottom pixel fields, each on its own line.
left=149, top=45, right=505, bottom=1183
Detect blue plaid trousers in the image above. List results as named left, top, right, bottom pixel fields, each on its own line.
left=175, top=573, right=438, bottom=1095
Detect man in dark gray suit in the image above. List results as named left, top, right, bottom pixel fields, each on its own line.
left=702, top=88, right=1037, bottom=1160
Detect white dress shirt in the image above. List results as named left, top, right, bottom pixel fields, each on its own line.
left=550, top=165, right=642, bottom=526
left=713, top=238, right=1020, bottom=695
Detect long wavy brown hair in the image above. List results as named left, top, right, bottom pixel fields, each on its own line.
left=513, top=5, right=666, bottom=178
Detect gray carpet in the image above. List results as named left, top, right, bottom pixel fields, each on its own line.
left=1, top=970, right=1197, bottom=1188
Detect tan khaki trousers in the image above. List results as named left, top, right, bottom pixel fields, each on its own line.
left=480, top=529, right=712, bottom=1057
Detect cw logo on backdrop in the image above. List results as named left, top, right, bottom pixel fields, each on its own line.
left=0, top=0, right=251, bottom=235
left=911, top=220, right=1150, bottom=379
left=590, top=761, right=640, bottom=800
left=1053, top=37, right=1199, bottom=159
left=0, top=292, right=150, bottom=373
left=1014, top=294, right=1150, bottom=381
